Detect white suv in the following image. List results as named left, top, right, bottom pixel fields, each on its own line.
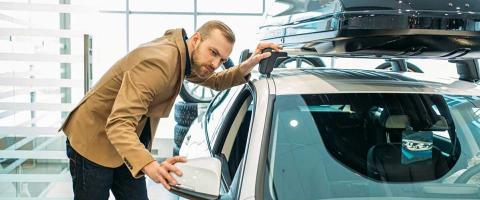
left=176, top=64, right=480, bottom=199
left=170, top=0, right=480, bottom=198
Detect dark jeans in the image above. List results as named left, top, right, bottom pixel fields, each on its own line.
left=66, top=140, right=148, bottom=200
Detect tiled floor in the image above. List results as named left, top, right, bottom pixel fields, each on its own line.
left=37, top=179, right=179, bottom=199
left=146, top=178, right=179, bottom=200
left=0, top=170, right=180, bottom=199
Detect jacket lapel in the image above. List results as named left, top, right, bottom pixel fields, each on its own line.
left=176, top=28, right=187, bottom=84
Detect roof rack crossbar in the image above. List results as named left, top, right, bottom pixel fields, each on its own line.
left=386, top=58, right=408, bottom=72
left=449, top=59, right=480, bottom=83
left=259, top=48, right=288, bottom=77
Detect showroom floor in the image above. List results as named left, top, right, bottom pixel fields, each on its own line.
left=145, top=178, right=179, bottom=200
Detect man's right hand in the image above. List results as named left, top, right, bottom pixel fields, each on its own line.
left=142, top=156, right=187, bottom=190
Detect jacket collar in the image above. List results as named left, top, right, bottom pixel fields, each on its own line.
left=164, top=28, right=188, bottom=81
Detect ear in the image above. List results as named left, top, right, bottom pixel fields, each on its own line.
left=192, top=32, right=202, bottom=46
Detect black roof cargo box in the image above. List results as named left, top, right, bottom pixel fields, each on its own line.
left=260, top=0, right=480, bottom=59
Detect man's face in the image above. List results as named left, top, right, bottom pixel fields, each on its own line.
left=191, top=29, right=233, bottom=79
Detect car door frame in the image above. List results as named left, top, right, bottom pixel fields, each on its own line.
left=204, top=83, right=256, bottom=199
left=238, top=78, right=275, bottom=200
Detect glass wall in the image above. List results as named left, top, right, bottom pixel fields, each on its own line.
left=0, top=1, right=92, bottom=198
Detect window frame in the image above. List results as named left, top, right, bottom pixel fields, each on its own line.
left=205, top=85, right=255, bottom=198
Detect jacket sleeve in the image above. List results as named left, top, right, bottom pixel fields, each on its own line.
left=105, top=58, right=173, bottom=178
left=187, top=65, right=250, bottom=91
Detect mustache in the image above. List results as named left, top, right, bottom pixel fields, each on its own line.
left=206, top=65, right=215, bottom=72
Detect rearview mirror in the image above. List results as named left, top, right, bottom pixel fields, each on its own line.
left=170, top=157, right=221, bottom=200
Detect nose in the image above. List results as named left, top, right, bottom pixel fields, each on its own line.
left=211, top=57, right=222, bottom=69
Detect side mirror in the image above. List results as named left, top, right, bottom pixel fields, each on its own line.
left=170, top=157, right=221, bottom=200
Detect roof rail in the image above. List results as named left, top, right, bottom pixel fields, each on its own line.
left=246, top=47, right=480, bottom=82
left=280, top=48, right=317, bottom=56
left=449, top=59, right=480, bottom=83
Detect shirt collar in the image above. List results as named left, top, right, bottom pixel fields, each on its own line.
left=182, top=29, right=191, bottom=77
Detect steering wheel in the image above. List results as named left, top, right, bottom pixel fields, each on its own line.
left=454, top=163, right=480, bottom=183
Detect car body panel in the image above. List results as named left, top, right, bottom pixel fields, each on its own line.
left=179, top=68, right=480, bottom=199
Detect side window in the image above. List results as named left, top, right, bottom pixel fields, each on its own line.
left=221, top=96, right=252, bottom=178
left=214, top=89, right=254, bottom=193
left=205, top=86, right=241, bottom=142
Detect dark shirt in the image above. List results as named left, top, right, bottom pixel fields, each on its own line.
left=182, top=29, right=191, bottom=77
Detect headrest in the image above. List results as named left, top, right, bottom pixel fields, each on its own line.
left=385, top=115, right=410, bottom=129
left=429, top=116, right=449, bottom=131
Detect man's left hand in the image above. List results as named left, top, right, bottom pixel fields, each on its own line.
left=239, top=42, right=282, bottom=76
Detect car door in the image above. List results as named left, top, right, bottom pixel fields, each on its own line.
left=179, top=85, right=241, bottom=159
left=209, top=87, right=254, bottom=199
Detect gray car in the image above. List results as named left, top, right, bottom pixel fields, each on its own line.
left=173, top=58, right=480, bottom=199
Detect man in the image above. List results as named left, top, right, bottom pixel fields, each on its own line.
left=59, top=20, right=281, bottom=199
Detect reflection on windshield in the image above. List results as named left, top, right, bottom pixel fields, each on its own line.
left=264, top=93, right=480, bottom=199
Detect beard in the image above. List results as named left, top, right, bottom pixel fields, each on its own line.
left=190, top=47, right=212, bottom=79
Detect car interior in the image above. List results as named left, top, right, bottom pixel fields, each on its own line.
left=366, top=114, right=450, bottom=182
left=265, top=93, right=480, bottom=200
left=298, top=93, right=459, bottom=182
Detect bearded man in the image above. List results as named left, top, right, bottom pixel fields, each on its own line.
left=59, top=20, right=281, bottom=200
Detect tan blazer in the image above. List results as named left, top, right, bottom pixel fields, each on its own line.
left=59, top=28, right=248, bottom=178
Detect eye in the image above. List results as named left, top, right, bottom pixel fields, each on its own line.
left=210, top=49, right=217, bottom=56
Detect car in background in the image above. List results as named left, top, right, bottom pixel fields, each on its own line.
left=169, top=0, right=480, bottom=199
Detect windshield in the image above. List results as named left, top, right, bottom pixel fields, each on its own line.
left=264, top=93, right=480, bottom=199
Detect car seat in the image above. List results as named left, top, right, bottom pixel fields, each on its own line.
left=367, top=115, right=450, bottom=182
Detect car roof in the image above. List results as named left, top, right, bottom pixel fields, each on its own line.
left=265, top=68, right=480, bottom=96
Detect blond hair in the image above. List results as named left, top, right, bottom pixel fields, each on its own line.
left=197, top=20, right=235, bottom=43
